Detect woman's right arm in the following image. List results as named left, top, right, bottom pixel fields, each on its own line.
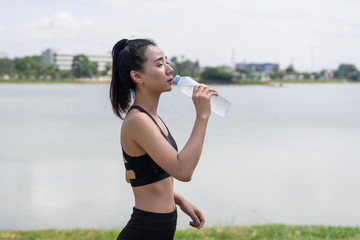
left=126, top=84, right=217, bottom=181
left=175, top=84, right=217, bottom=180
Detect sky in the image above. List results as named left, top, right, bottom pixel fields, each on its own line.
left=1, top=0, right=360, bottom=72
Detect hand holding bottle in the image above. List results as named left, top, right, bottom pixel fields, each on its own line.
left=174, top=75, right=232, bottom=117
left=192, top=84, right=218, bottom=119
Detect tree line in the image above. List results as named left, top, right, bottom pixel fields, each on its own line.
left=0, top=54, right=109, bottom=80
left=0, top=54, right=359, bottom=82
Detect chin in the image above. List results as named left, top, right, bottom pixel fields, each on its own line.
left=164, top=86, right=173, bottom=92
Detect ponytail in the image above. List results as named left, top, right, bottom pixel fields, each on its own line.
left=109, top=38, right=156, bottom=119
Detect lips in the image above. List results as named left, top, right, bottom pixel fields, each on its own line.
left=167, top=78, right=173, bottom=84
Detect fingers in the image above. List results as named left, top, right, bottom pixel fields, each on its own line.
left=193, top=84, right=218, bottom=98
left=196, top=209, right=205, bottom=229
left=207, top=89, right=218, bottom=97
left=188, top=209, right=205, bottom=229
left=192, top=84, right=218, bottom=118
left=198, top=210, right=205, bottom=228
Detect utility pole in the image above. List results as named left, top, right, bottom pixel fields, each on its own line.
left=310, top=45, right=314, bottom=73
left=231, top=48, right=236, bottom=82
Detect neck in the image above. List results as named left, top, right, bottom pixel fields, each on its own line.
left=133, top=89, right=161, bottom=116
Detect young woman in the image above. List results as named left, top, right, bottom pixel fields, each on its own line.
left=110, top=39, right=218, bottom=240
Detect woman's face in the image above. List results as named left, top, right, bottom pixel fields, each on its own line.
left=142, top=45, right=174, bottom=93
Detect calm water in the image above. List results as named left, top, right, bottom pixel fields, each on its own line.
left=0, top=83, right=359, bottom=230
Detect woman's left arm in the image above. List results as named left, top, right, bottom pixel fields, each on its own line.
left=174, top=192, right=205, bottom=229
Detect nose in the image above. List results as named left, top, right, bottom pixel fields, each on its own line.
left=166, top=64, right=173, bottom=75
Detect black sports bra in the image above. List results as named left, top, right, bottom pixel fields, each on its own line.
left=122, top=105, right=178, bottom=187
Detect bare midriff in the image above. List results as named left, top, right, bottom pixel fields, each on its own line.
left=132, top=177, right=175, bottom=213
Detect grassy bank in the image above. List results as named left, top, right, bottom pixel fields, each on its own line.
left=234, top=79, right=353, bottom=85
left=1, top=225, right=360, bottom=240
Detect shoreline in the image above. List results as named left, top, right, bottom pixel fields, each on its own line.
left=0, top=78, right=357, bottom=85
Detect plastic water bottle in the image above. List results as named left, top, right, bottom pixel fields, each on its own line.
left=173, top=75, right=231, bottom=117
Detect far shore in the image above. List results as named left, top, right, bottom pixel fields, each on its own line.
left=0, top=78, right=357, bottom=85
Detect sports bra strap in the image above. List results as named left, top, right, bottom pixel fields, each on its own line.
left=129, top=105, right=168, bottom=138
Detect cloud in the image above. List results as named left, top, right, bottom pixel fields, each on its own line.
left=2, top=0, right=360, bottom=70
left=24, top=11, right=94, bottom=40
left=8, top=10, right=106, bottom=56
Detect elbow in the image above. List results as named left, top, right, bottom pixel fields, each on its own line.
left=174, top=154, right=194, bottom=182
left=176, top=171, right=193, bottom=182
left=180, top=175, right=192, bottom=182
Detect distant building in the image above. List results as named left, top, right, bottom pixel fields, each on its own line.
left=216, top=65, right=233, bottom=72
left=41, top=49, right=112, bottom=71
left=235, top=63, right=279, bottom=73
left=320, top=69, right=334, bottom=79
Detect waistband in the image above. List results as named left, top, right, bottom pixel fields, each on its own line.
left=126, top=207, right=177, bottom=232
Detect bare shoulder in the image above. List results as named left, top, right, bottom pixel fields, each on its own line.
left=121, top=110, right=159, bottom=140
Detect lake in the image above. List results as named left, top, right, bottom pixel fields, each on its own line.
left=0, top=82, right=359, bottom=230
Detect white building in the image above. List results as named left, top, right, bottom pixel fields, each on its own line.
left=41, top=49, right=112, bottom=71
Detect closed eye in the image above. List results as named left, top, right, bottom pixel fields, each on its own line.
left=158, top=62, right=171, bottom=67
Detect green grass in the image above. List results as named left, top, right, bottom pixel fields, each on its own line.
left=1, top=225, right=360, bottom=240
left=175, top=225, right=360, bottom=240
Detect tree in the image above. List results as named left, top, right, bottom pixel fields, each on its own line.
left=14, top=56, right=42, bottom=77
left=270, top=71, right=285, bottom=80
left=333, top=70, right=345, bottom=79
left=335, top=64, right=359, bottom=81
left=338, top=64, right=357, bottom=73
left=192, top=60, right=200, bottom=76
left=101, top=62, right=112, bottom=76
left=273, top=64, right=279, bottom=73
left=201, top=67, right=232, bottom=83
left=91, top=61, right=98, bottom=76
left=347, top=71, right=360, bottom=81
left=285, top=64, right=294, bottom=73
left=169, top=56, right=180, bottom=75
left=169, top=56, right=201, bottom=77
left=0, top=58, right=14, bottom=76
left=1, top=55, right=74, bottom=80
left=38, top=63, right=61, bottom=79
left=71, top=54, right=98, bottom=78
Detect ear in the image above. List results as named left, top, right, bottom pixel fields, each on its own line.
left=130, top=70, right=143, bottom=86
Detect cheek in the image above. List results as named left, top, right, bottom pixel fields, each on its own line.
left=147, top=67, right=163, bottom=78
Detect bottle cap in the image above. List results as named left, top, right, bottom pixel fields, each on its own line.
left=174, top=75, right=181, bottom=84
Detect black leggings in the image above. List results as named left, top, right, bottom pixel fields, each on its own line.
left=117, top=207, right=177, bottom=240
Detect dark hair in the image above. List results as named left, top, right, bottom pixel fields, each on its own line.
left=109, top=38, right=156, bottom=119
